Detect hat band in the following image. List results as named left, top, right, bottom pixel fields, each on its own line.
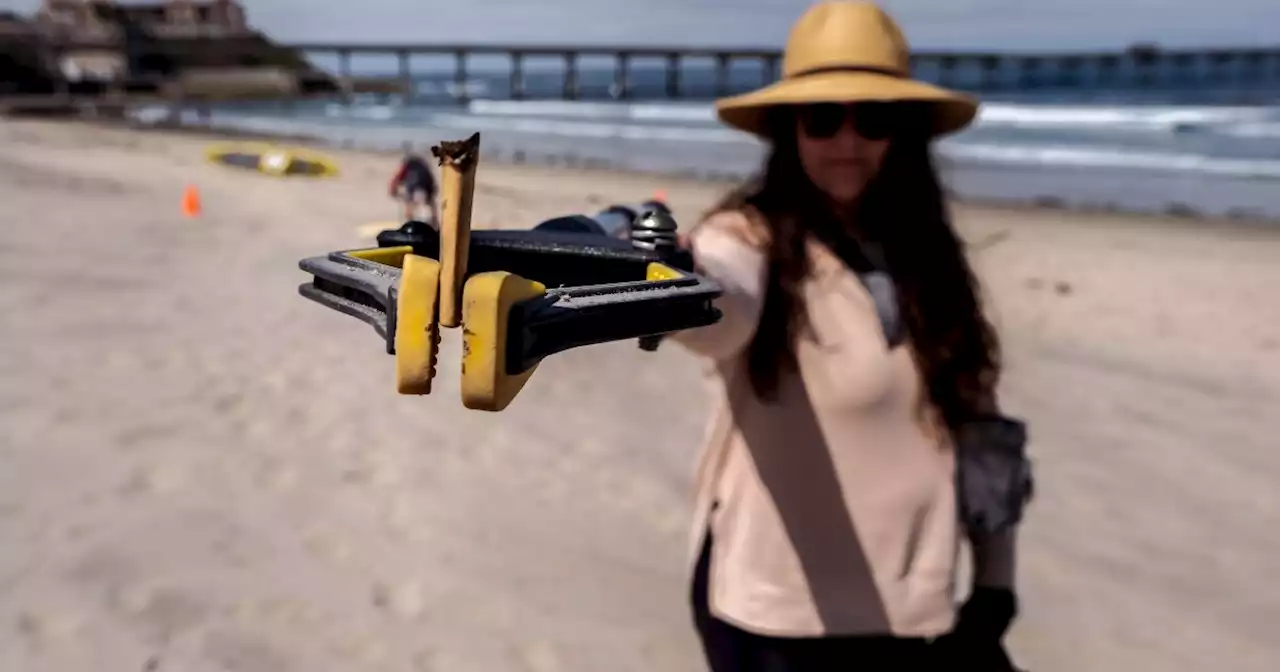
left=788, top=64, right=907, bottom=80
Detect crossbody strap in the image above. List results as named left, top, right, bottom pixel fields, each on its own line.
left=808, top=225, right=906, bottom=349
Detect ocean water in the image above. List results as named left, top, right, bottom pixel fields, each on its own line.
left=182, top=62, right=1280, bottom=220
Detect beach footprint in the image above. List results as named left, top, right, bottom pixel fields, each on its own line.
left=111, top=583, right=210, bottom=644
left=303, top=529, right=353, bottom=565
left=514, top=639, right=563, bottom=672
left=120, top=462, right=187, bottom=497
left=202, top=627, right=299, bottom=672
left=14, top=607, right=83, bottom=647
left=371, top=579, right=426, bottom=620
left=332, top=632, right=389, bottom=667
left=255, top=458, right=299, bottom=493
left=1024, top=277, right=1074, bottom=296
left=341, top=449, right=400, bottom=487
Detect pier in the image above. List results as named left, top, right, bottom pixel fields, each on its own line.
left=285, top=42, right=1280, bottom=103
left=3, top=39, right=1279, bottom=112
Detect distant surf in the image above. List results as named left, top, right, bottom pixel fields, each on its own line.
left=184, top=65, right=1280, bottom=219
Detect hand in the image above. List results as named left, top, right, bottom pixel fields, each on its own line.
left=933, top=587, right=1024, bottom=671
left=956, top=586, right=1017, bottom=641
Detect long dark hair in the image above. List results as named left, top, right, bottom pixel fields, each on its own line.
left=706, top=109, right=1001, bottom=430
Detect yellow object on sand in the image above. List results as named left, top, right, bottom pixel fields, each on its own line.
left=205, top=142, right=340, bottom=178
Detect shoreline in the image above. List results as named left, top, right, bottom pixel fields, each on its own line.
left=83, top=116, right=1280, bottom=229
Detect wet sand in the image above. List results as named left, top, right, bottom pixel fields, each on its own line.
left=1, top=118, right=1278, bottom=672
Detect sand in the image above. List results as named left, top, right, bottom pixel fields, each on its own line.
left=1, top=118, right=1278, bottom=672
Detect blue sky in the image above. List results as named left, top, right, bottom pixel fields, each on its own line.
left=2, top=0, right=1275, bottom=50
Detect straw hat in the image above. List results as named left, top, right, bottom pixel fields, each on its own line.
left=716, top=1, right=978, bottom=138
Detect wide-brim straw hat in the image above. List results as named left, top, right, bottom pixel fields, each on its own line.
left=716, top=1, right=978, bottom=139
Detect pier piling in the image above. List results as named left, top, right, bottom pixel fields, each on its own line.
left=1018, top=57, right=1040, bottom=88
left=614, top=52, right=631, bottom=100
left=337, top=48, right=352, bottom=104
left=510, top=52, right=525, bottom=100
left=979, top=55, right=1000, bottom=90
left=453, top=50, right=468, bottom=102
left=938, top=55, right=958, bottom=88
left=664, top=53, right=681, bottom=98
left=763, top=54, right=780, bottom=83
left=397, top=50, right=413, bottom=102
left=563, top=52, right=579, bottom=100
left=714, top=54, right=731, bottom=97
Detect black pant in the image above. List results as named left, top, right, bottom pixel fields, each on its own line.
left=691, top=535, right=938, bottom=672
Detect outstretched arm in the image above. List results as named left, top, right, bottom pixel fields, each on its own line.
left=668, top=213, right=768, bottom=362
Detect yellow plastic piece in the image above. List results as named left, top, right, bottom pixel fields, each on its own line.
left=204, top=142, right=340, bottom=178
left=646, top=262, right=686, bottom=281
left=436, top=139, right=478, bottom=329
left=260, top=149, right=292, bottom=176
left=347, top=245, right=412, bottom=268
left=460, top=271, right=547, bottom=411
left=394, top=254, right=442, bottom=395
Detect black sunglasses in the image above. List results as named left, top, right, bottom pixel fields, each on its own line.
left=796, top=103, right=910, bottom=141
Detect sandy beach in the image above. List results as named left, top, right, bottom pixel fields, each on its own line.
left=2, top=118, right=1278, bottom=672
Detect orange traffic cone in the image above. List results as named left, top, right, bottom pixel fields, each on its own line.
left=182, top=184, right=202, bottom=218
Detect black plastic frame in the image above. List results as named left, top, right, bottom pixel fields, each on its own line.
left=298, top=219, right=722, bottom=369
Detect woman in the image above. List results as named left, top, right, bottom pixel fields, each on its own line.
left=669, top=3, right=1032, bottom=670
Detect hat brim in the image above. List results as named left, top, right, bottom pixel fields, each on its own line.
left=715, top=70, right=978, bottom=139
